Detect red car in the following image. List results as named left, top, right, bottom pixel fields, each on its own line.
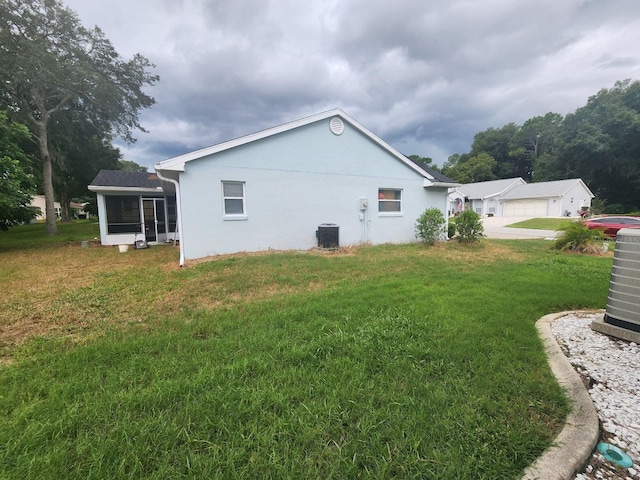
left=582, top=216, right=640, bottom=239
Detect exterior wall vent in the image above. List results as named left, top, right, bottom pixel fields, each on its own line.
left=603, top=228, right=640, bottom=333
left=329, top=117, right=344, bottom=136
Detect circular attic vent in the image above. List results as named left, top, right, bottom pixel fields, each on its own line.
left=329, top=117, right=344, bottom=135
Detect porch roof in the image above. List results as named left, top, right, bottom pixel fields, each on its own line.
left=88, top=170, right=165, bottom=194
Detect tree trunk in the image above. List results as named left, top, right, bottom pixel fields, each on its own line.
left=60, top=189, right=72, bottom=223
left=36, top=121, right=59, bottom=236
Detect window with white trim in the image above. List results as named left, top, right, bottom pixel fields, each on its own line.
left=222, top=181, right=246, bottom=217
left=378, top=188, right=402, bottom=213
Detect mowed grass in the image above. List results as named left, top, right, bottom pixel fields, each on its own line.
left=0, top=222, right=612, bottom=479
left=506, top=218, right=575, bottom=230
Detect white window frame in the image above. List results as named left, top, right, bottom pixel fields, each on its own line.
left=222, top=181, right=247, bottom=220
left=378, top=188, right=403, bottom=216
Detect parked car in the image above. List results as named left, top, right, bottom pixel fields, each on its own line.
left=581, top=216, right=640, bottom=239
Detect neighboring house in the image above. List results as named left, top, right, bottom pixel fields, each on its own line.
left=452, top=177, right=594, bottom=217
left=70, top=201, right=91, bottom=219
left=88, top=171, right=178, bottom=246
left=132, top=108, right=457, bottom=264
left=29, top=195, right=91, bottom=221
left=451, top=178, right=525, bottom=217
left=29, top=195, right=61, bottom=221
left=499, top=179, right=594, bottom=217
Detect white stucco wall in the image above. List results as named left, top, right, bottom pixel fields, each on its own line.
left=177, top=119, right=448, bottom=259
left=559, top=183, right=593, bottom=216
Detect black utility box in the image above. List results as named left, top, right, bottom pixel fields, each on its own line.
left=316, top=224, right=339, bottom=249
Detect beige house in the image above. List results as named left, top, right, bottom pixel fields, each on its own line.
left=29, top=195, right=89, bottom=221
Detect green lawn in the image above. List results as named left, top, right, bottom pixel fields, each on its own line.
left=505, top=218, right=575, bottom=230
left=0, top=223, right=612, bottom=479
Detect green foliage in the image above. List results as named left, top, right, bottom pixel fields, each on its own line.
left=0, top=0, right=158, bottom=234
left=50, top=108, right=122, bottom=221
left=447, top=220, right=456, bottom=238
left=603, top=203, right=627, bottom=214
left=0, top=111, right=37, bottom=230
left=0, top=0, right=159, bottom=142
left=553, top=221, right=606, bottom=254
left=415, top=207, right=446, bottom=245
left=471, top=124, right=522, bottom=178
left=590, top=198, right=605, bottom=215
left=117, top=160, right=148, bottom=172
left=558, top=80, right=640, bottom=211
left=408, top=154, right=441, bottom=173
left=449, top=152, right=497, bottom=183
left=455, top=210, right=484, bottom=243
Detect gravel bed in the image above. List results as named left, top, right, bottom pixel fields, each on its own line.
left=551, top=312, right=639, bottom=480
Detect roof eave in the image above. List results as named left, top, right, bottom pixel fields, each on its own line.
left=424, top=179, right=460, bottom=188
left=88, top=185, right=163, bottom=194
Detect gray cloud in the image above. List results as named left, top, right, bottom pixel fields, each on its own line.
left=63, top=0, right=640, bottom=167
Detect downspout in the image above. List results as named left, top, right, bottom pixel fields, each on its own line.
left=155, top=170, right=185, bottom=267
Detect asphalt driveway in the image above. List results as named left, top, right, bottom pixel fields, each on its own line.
left=481, top=216, right=561, bottom=240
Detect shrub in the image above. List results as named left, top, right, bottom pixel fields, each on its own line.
left=590, top=197, right=605, bottom=215
left=447, top=221, right=456, bottom=239
left=415, top=207, right=446, bottom=245
left=603, top=203, right=630, bottom=214
left=553, top=221, right=606, bottom=254
left=455, top=210, right=484, bottom=243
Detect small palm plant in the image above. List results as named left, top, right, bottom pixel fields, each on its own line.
left=553, top=221, right=606, bottom=254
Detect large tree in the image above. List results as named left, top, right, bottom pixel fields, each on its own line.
left=518, top=113, right=563, bottom=181
left=558, top=80, right=640, bottom=209
left=49, top=107, right=121, bottom=222
left=445, top=153, right=497, bottom=184
left=0, top=0, right=158, bottom=235
left=469, top=124, right=521, bottom=179
left=0, top=110, right=37, bottom=230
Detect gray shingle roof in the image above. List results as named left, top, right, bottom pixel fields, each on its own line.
left=89, top=170, right=162, bottom=189
left=457, top=178, right=524, bottom=199
left=500, top=179, right=588, bottom=199
left=404, top=157, right=458, bottom=185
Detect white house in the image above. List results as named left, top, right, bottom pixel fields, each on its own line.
left=499, top=179, right=594, bottom=217
left=451, top=178, right=525, bottom=217
left=452, top=178, right=594, bottom=217
left=144, top=109, right=457, bottom=264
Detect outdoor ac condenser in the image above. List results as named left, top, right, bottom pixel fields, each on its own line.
left=604, top=228, right=640, bottom=332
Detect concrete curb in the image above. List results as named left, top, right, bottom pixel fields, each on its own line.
left=522, top=312, right=600, bottom=480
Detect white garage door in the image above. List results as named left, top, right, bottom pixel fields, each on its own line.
left=503, top=199, right=548, bottom=216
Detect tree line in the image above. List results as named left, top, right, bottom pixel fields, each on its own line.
left=0, top=0, right=157, bottom=232
left=435, top=79, right=640, bottom=213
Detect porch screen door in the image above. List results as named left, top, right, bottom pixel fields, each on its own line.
left=155, top=199, right=166, bottom=240
left=142, top=199, right=166, bottom=242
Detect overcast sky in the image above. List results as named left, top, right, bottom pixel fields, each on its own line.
left=62, top=0, right=640, bottom=168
